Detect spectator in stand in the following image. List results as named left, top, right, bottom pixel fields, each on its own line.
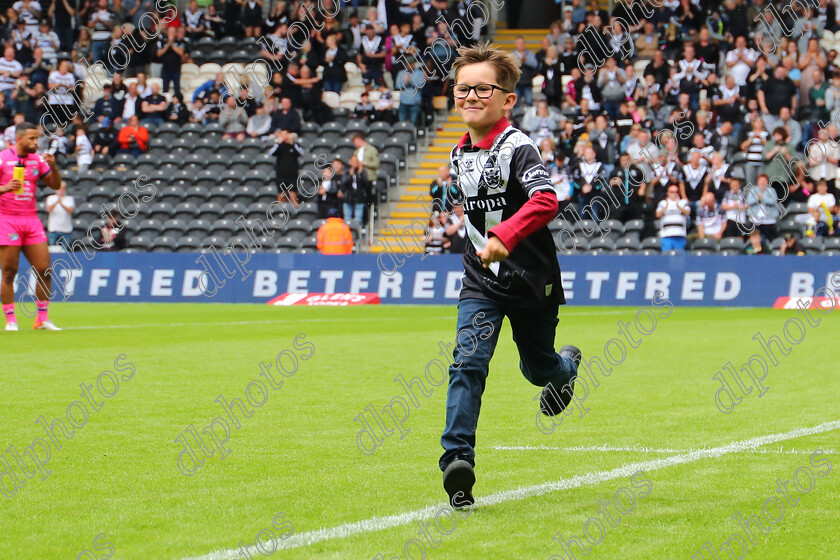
left=46, top=59, right=76, bottom=123
left=11, top=75, right=38, bottom=123
left=321, top=34, right=346, bottom=94
left=45, top=181, right=74, bottom=246
left=246, top=102, right=270, bottom=137
left=721, top=178, right=748, bottom=237
left=357, top=24, right=386, bottom=85
left=193, top=72, right=228, bottom=101
left=88, top=0, right=115, bottom=63
left=269, top=129, right=304, bottom=203
left=758, top=65, right=798, bottom=132
left=424, top=211, right=450, bottom=254
left=34, top=20, right=58, bottom=67
left=696, top=192, right=727, bottom=241
left=204, top=90, right=222, bottom=121
left=25, top=46, right=51, bottom=87
left=316, top=208, right=353, bottom=254
left=72, top=27, right=93, bottom=64
left=744, top=229, right=770, bottom=254
left=761, top=126, right=796, bottom=198
left=140, top=82, right=167, bottom=126
left=374, top=82, right=395, bottom=123
left=74, top=126, right=93, bottom=171
left=11, top=20, right=34, bottom=67
left=339, top=154, right=370, bottom=223
left=270, top=96, right=301, bottom=134
left=0, top=46, right=23, bottom=97
left=807, top=180, right=838, bottom=237
left=100, top=209, right=127, bottom=251
left=48, top=0, right=76, bottom=51
left=219, top=95, right=248, bottom=141
left=182, top=0, right=208, bottom=41
left=317, top=165, right=341, bottom=218
left=117, top=114, right=148, bottom=156
left=396, top=55, right=423, bottom=126
left=511, top=36, right=537, bottom=107
left=444, top=204, right=467, bottom=254
left=740, top=116, right=767, bottom=187
left=808, top=123, right=840, bottom=194
left=656, top=183, right=691, bottom=251
left=92, top=116, right=116, bottom=155
left=164, top=92, right=189, bottom=124
left=779, top=232, right=805, bottom=255
left=745, top=173, right=780, bottom=241
left=190, top=97, right=208, bottom=124
left=429, top=165, right=460, bottom=213
left=156, top=26, right=187, bottom=95
left=204, top=3, right=224, bottom=38
left=242, top=0, right=263, bottom=38
left=352, top=132, right=379, bottom=183
left=352, top=90, right=375, bottom=121
left=260, top=22, right=289, bottom=67
left=115, top=81, right=142, bottom=123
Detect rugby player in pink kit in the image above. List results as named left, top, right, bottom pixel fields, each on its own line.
left=0, top=123, right=63, bottom=331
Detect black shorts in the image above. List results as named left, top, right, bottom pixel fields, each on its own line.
left=276, top=175, right=298, bottom=193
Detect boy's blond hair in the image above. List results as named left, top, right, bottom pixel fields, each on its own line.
left=452, top=42, right=521, bottom=93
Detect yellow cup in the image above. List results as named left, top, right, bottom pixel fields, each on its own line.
left=13, top=166, right=24, bottom=194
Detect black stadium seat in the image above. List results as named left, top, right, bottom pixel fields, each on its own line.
left=199, top=202, right=223, bottom=219
left=641, top=237, right=661, bottom=252
left=186, top=219, right=213, bottom=237
left=136, top=219, right=163, bottom=238
left=162, top=219, right=189, bottom=237
left=720, top=237, right=745, bottom=252
left=130, top=236, right=153, bottom=251
left=152, top=236, right=178, bottom=252
left=800, top=237, right=824, bottom=254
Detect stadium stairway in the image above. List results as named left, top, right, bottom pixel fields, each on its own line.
left=371, top=112, right=464, bottom=254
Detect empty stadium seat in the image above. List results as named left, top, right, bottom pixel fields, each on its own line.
left=130, top=235, right=153, bottom=251
left=720, top=237, right=746, bottom=252
left=162, top=219, right=189, bottom=237
left=199, top=202, right=224, bottom=219
left=691, top=238, right=719, bottom=252
left=186, top=219, right=213, bottom=237
left=800, top=237, right=824, bottom=254
left=641, top=237, right=661, bottom=252
left=136, top=219, right=163, bottom=237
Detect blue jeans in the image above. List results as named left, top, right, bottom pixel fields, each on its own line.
left=48, top=232, right=71, bottom=246
left=398, top=103, right=419, bottom=126
left=515, top=84, right=533, bottom=107
left=161, top=69, right=181, bottom=94
left=324, top=80, right=343, bottom=93
left=92, top=40, right=109, bottom=63
left=343, top=202, right=365, bottom=222
left=440, top=298, right=578, bottom=470
left=661, top=236, right=686, bottom=251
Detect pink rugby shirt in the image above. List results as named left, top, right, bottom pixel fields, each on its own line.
left=0, top=147, right=53, bottom=216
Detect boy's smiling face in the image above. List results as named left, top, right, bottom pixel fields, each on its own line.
left=454, top=62, right=517, bottom=139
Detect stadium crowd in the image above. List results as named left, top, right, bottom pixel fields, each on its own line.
left=0, top=0, right=837, bottom=254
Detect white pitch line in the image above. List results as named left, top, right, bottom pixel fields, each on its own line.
left=491, top=444, right=838, bottom=455
left=176, top=419, right=840, bottom=560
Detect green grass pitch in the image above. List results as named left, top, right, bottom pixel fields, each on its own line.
left=1, top=303, right=839, bottom=559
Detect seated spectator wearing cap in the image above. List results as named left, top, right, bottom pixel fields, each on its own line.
left=117, top=115, right=149, bottom=156
left=316, top=209, right=354, bottom=254
left=93, top=117, right=117, bottom=155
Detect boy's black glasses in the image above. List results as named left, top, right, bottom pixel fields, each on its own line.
left=451, top=83, right=511, bottom=99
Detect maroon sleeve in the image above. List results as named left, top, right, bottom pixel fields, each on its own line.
left=488, top=190, right=558, bottom=252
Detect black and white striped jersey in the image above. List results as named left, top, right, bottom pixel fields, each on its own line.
left=450, top=118, right=565, bottom=308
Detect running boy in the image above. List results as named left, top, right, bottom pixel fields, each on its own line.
left=440, top=44, right=581, bottom=507
left=0, top=123, right=63, bottom=331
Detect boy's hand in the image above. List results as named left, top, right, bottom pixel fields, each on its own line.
left=477, top=237, right=509, bottom=268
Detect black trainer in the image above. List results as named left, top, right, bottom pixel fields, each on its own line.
left=442, top=459, right=475, bottom=508
left=540, top=345, right=582, bottom=416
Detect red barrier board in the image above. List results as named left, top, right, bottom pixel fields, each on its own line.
left=267, top=293, right=382, bottom=306
left=773, top=297, right=840, bottom=309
